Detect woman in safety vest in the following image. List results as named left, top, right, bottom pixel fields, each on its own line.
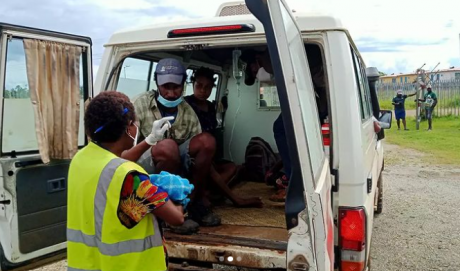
left=67, top=91, right=186, bottom=271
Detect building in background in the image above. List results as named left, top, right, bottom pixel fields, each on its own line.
left=379, top=67, right=460, bottom=84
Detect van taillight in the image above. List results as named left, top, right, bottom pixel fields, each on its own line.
left=339, top=208, right=366, bottom=271
left=321, top=123, right=330, bottom=146
left=167, top=24, right=255, bottom=38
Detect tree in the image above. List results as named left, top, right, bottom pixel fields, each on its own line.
left=378, top=71, right=387, bottom=76
left=6, top=85, right=30, bottom=99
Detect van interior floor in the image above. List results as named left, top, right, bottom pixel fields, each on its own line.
left=164, top=182, right=288, bottom=250
left=213, top=182, right=286, bottom=228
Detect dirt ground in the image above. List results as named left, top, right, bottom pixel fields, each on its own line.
left=371, top=143, right=460, bottom=271
left=31, top=143, right=460, bottom=271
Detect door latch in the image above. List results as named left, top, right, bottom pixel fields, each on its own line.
left=0, top=200, right=10, bottom=205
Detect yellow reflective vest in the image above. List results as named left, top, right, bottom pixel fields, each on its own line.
left=67, top=142, right=166, bottom=271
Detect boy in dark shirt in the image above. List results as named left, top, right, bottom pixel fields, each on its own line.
left=392, top=90, right=416, bottom=130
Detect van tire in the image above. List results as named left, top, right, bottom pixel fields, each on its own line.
left=375, top=174, right=383, bottom=214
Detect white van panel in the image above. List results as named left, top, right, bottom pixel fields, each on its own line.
left=326, top=32, right=367, bottom=206
left=223, top=76, right=280, bottom=164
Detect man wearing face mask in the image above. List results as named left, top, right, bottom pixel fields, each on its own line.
left=122, top=58, right=221, bottom=235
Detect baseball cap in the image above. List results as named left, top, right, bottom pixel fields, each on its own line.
left=397, top=90, right=403, bottom=94
left=155, top=58, right=186, bottom=86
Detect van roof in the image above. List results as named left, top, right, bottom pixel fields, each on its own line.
left=106, top=12, right=345, bottom=46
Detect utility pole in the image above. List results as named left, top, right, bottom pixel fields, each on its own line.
left=415, top=63, right=426, bottom=130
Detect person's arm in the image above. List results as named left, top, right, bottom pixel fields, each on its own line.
left=432, top=97, right=438, bottom=108
left=121, top=117, right=174, bottom=162
left=391, top=98, right=399, bottom=105
left=407, top=92, right=417, bottom=97
left=152, top=201, right=184, bottom=226
left=118, top=172, right=185, bottom=229
left=185, top=105, right=202, bottom=137
left=121, top=141, right=151, bottom=162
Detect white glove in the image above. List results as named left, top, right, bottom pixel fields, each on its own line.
left=145, top=116, right=174, bottom=145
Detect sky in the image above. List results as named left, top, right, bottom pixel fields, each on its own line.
left=1, top=0, right=459, bottom=82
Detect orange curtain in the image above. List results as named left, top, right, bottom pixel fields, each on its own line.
left=23, top=39, right=82, bottom=163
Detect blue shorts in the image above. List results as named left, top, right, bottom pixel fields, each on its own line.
left=137, top=139, right=192, bottom=174
left=395, top=110, right=406, bottom=120
left=425, top=108, right=433, bottom=120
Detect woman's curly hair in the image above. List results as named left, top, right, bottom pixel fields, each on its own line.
left=85, top=91, right=136, bottom=143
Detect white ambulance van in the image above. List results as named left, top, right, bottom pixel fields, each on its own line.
left=0, top=0, right=391, bottom=270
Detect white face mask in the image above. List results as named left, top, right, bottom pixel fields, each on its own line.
left=127, top=123, right=139, bottom=146
left=256, top=67, right=273, bottom=82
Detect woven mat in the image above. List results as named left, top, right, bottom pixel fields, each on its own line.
left=213, top=182, right=286, bottom=228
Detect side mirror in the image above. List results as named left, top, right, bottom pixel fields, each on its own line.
left=379, top=110, right=392, bottom=129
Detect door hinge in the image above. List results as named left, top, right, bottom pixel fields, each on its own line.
left=331, top=168, right=339, bottom=192
left=0, top=200, right=10, bottom=205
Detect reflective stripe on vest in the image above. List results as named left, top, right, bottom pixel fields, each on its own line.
left=67, top=158, right=163, bottom=257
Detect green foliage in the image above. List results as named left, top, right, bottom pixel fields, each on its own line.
left=5, top=85, right=30, bottom=98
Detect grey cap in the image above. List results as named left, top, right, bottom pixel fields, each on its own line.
left=155, top=58, right=186, bottom=85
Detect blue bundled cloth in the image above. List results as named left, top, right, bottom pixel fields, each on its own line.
left=150, top=171, right=194, bottom=208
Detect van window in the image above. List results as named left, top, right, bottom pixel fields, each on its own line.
left=2, top=38, right=86, bottom=153
left=258, top=81, right=281, bottom=109
left=117, top=57, right=152, bottom=99
left=351, top=48, right=372, bottom=120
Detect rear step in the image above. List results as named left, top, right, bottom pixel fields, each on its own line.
left=169, top=263, right=217, bottom=271
left=164, top=224, right=287, bottom=269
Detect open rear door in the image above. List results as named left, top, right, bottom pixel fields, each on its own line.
left=0, top=23, right=92, bottom=269
left=245, top=1, right=334, bottom=270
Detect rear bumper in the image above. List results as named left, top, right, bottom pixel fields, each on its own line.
left=165, top=241, right=286, bottom=269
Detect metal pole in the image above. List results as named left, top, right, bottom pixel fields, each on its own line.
left=415, top=68, right=426, bottom=130
left=415, top=63, right=426, bottom=130
left=425, top=62, right=440, bottom=83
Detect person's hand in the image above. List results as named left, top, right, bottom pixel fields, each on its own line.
left=145, top=116, right=174, bottom=145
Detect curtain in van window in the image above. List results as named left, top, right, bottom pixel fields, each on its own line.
left=23, top=39, right=82, bottom=163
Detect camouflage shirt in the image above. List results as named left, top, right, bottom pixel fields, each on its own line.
left=133, top=91, right=202, bottom=145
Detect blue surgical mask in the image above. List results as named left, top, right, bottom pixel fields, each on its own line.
left=157, top=92, right=183, bottom=108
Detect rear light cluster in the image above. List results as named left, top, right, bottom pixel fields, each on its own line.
left=167, top=24, right=255, bottom=38
left=339, top=208, right=367, bottom=271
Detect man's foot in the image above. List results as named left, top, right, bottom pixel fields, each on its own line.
left=275, top=175, right=289, bottom=190
left=398, top=128, right=401, bottom=130
left=188, top=201, right=221, bottom=227
left=269, top=188, right=286, bottom=202
left=404, top=128, right=409, bottom=131
left=199, top=212, right=222, bottom=227
left=169, top=219, right=200, bottom=235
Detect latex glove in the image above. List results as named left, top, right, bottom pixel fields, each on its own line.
left=145, top=116, right=174, bottom=145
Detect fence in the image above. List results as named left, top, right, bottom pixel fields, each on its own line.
left=376, top=80, right=460, bottom=117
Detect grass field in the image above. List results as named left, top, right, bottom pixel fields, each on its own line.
left=384, top=116, right=460, bottom=164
